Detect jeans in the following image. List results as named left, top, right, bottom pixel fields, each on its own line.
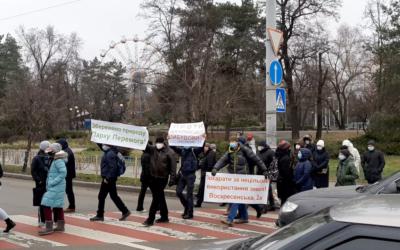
left=96, top=178, right=129, bottom=217
left=137, top=179, right=150, bottom=211
left=176, top=174, right=196, bottom=216
left=66, top=177, right=75, bottom=209
left=228, top=204, right=248, bottom=222
left=147, top=177, right=169, bottom=223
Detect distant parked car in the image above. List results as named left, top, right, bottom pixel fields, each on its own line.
left=192, top=195, right=400, bottom=250
left=278, top=171, right=400, bottom=226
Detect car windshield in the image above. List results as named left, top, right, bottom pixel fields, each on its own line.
left=356, top=172, right=400, bottom=193
left=234, top=208, right=332, bottom=250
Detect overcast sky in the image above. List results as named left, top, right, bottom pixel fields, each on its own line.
left=0, top=0, right=367, bottom=60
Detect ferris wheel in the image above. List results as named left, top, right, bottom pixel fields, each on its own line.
left=100, top=36, right=165, bottom=121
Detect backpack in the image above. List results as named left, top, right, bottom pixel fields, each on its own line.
left=116, top=152, right=126, bottom=176
left=267, top=157, right=279, bottom=182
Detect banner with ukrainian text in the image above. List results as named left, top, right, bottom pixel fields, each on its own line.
left=90, top=119, right=149, bottom=150
left=204, top=173, right=269, bottom=204
left=168, top=122, right=206, bottom=147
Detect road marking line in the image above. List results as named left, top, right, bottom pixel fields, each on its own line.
left=68, top=213, right=204, bottom=241
left=201, top=208, right=279, bottom=220
left=62, top=214, right=175, bottom=242
left=17, top=215, right=143, bottom=244
left=194, top=211, right=277, bottom=228
left=119, top=242, right=160, bottom=250
left=0, top=238, right=24, bottom=249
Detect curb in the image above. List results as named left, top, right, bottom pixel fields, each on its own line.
left=4, top=172, right=178, bottom=198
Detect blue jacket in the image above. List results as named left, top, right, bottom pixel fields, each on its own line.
left=101, top=147, right=120, bottom=179
left=41, top=152, right=67, bottom=208
left=294, top=148, right=314, bottom=192
left=172, top=147, right=202, bottom=176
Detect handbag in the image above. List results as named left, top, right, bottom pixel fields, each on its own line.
left=33, top=186, right=46, bottom=206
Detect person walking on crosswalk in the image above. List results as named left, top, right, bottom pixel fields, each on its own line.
left=0, top=162, right=16, bottom=233
left=90, top=144, right=131, bottom=222
left=143, top=137, right=177, bottom=227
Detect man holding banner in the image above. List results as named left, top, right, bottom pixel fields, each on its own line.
left=211, top=139, right=269, bottom=227
left=168, top=122, right=206, bottom=219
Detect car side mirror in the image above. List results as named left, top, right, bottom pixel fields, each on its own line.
left=381, top=182, right=398, bottom=194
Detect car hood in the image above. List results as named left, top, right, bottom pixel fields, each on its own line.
left=289, top=186, right=361, bottom=201
left=185, top=238, right=249, bottom=250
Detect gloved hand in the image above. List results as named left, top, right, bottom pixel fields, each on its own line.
left=211, top=169, right=217, bottom=176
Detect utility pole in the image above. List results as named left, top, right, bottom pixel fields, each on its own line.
left=266, top=0, right=277, bottom=148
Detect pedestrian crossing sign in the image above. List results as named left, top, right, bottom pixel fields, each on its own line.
left=276, top=88, right=286, bottom=113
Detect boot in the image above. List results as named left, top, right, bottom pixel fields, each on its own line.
left=54, top=220, right=65, bottom=232
left=4, top=218, right=16, bottom=233
left=39, top=221, right=54, bottom=236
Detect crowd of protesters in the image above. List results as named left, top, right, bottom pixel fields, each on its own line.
left=0, top=131, right=387, bottom=234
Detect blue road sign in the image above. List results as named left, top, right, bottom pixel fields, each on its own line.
left=276, top=88, right=286, bottom=113
left=269, top=60, right=283, bottom=85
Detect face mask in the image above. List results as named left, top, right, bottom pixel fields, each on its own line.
left=102, top=145, right=110, bottom=151
left=338, top=154, right=346, bottom=160
left=229, top=142, right=238, bottom=151
left=305, top=140, right=310, bottom=145
left=297, top=152, right=302, bottom=160
left=368, top=146, right=375, bottom=151
left=317, top=146, right=323, bottom=151
left=156, top=143, right=164, bottom=150
left=257, top=146, right=264, bottom=151
left=295, top=145, right=301, bottom=150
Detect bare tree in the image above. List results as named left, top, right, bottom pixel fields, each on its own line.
left=276, top=0, right=341, bottom=139
left=326, top=25, right=369, bottom=129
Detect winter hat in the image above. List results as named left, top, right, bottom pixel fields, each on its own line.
left=155, top=137, right=165, bottom=143
left=342, top=139, right=352, bottom=148
left=340, top=149, right=351, bottom=158
left=303, top=134, right=312, bottom=140
left=247, top=133, right=254, bottom=141
left=56, top=138, right=68, bottom=150
left=367, top=140, right=376, bottom=146
left=278, top=140, right=291, bottom=150
left=48, top=143, right=62, bottom=153
left=39, top=141, right=50, bottom=151
left=316, top=140, right=325, bottom=148
left=257, top=140, right=267, bottom=147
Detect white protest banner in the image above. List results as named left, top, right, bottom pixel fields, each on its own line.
left=204, top=173, right=269, bottom=204
left=168, top=122, right=205, bottom=147
left=90, top=119, right=149, bottom=150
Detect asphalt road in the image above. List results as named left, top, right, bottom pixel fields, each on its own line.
left=0, top=177, right=277, bottom=250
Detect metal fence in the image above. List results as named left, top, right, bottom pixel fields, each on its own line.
left=0, top=149, right=143, bottom=179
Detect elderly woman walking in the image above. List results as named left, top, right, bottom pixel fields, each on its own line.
left=39, top=143, right=68, bottom=236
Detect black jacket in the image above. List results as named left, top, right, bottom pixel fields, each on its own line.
left=199, top=149, right=217, bottom=174
left=312, top=149, right=330, bottom=174
left=257, top=147, right=275, bottom=175
left=57, top=139, right=76, bottom=179
left=0, top=162, right=3, bottom=178
left=140, top=147, right=152, bottom=182
left=31, top=150, right=51, bottom=184
left=147, top=144, right=177, bottom=180
left=362, top=149, right=385, bottom=182
left=100, top=147, right=120, bottom=180
left=214, top=144, right=267, bottom=175
left=276, top=147, right=296, bottom=200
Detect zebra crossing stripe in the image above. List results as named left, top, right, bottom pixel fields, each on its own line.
left=168, top=211, right=276, bottom=234
left=11, top=216, right=99, bottom=246
left=68, top=213, right=207, bottom=241
left=105, top=212, right=241, bottom=240
left=200, top=208, right=279, bottom=221
left=0, top=239, right=21, bottom=249
left=114, top=211, right=259, bottom=237
left=194, top=211, right=277, bottom=228
left=61, top=214, right=175, bottom=242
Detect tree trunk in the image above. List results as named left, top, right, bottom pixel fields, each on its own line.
left=224, top=115, right=232, bottom=141
left=22, top=131, right=33, bottom=173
